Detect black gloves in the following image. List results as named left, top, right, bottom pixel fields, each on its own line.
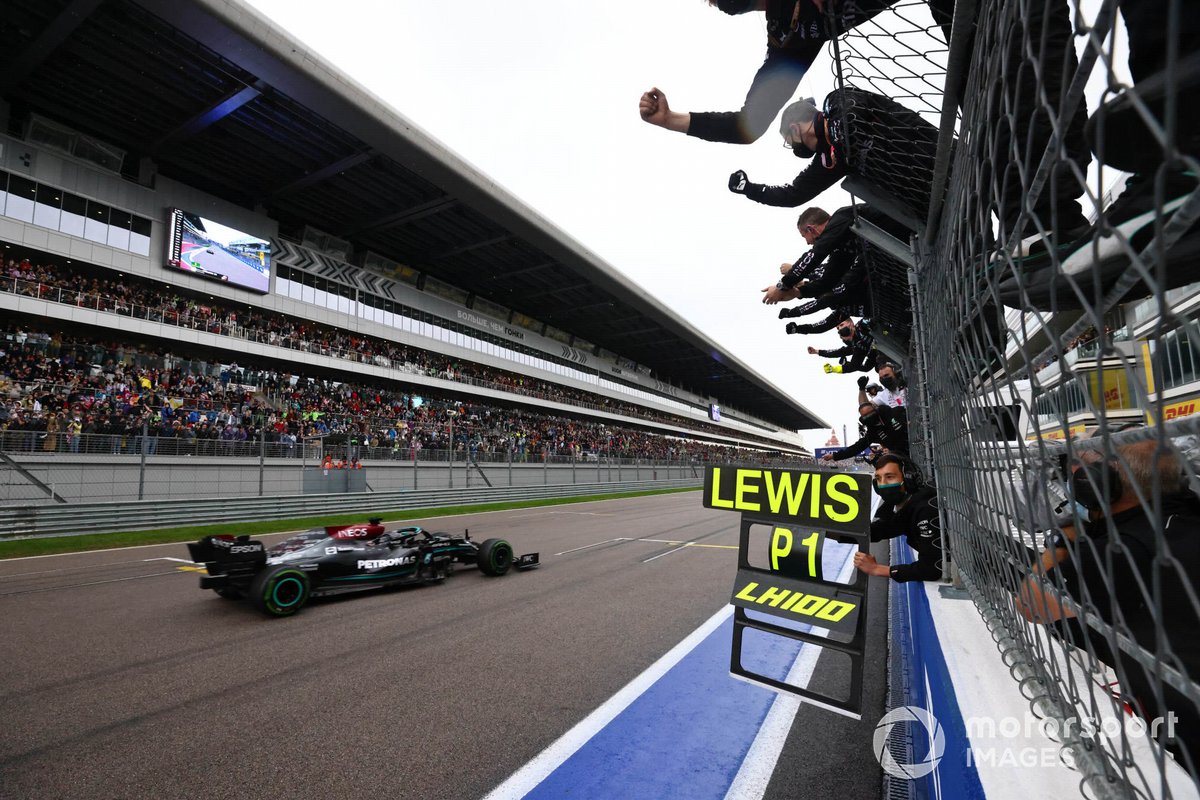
left=857, top=375, right=869, bottom=389
left=728, top=170, right=752, bottom=194
left=786, top=322, right=800, bottom=335
left=779, top=306, right=797, bottom=319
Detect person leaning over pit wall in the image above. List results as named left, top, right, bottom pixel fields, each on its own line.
left=805, top=317, right=876, bottom=375
left=852, top=454, right=942, bottom=582
left=821, top=401, right=908, bottom=464
left=1016, top=440, right=1200, bottom=768
left=637, top=0, right=932, bottom=145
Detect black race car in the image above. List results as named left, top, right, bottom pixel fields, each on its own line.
left=186, top=518, right=538, bottom=617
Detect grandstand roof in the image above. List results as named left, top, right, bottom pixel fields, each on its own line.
left=0, top=0, right=827, bottom=431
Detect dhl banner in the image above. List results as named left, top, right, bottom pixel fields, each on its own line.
left=1149, top=396, right=1200, bottom=425
left=1030, top=424, right=1089, bottom=442
left=1085, top=368, right=1131, bottom=411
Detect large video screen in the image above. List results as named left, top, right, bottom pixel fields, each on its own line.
left=165, top=208, right=270, bottom=293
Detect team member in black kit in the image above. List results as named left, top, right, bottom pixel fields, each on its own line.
left=854, top=454, right=943, bottom=583
left=763, top=203, right=907, bottom=309
left=728, top=88, right=942, bottom=227
left=638, top=1, right=954, bottom=145
left=638, top=1, right=903, bottom=144
left=1018, top=441, right=1200, bottom=765
left=820, top=402, right=908, bottom=463
left=807, top=317, right=876, bottom=374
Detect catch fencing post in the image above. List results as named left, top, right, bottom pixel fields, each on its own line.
left=137, top=419, right=147, bottom=501
left=258, top=428, right=265, bottom=497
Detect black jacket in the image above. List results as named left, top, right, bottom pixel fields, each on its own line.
left=786, top=300, right=871, bottom=334
left=742, top=87, right=942, bottom=225
left=781, top=204, right=907, bottom=291
left=687, top=1, right=898, bottom=144
left=1056, top=493, right=1200, bottom=672
left=816, top=320, right=875, bottom=374
left=870, top=486, right=942, bottom=582
left=830, top=404, right=908, bottom=461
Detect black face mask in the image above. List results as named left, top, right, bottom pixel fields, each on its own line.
left=791, top=140, right=815, bottom=159
left=716, top=0, right=758, bottom=13
left=880, top=376, right=896, bottom=390
left=791, top=110, right=824, bottom=159
left=838, top=328, right=853, bottom=338
left=860, top=412, right=878, bottom=425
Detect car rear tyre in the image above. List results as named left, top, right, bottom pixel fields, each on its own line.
left=250, top=566, right=310, bottom=617
left=477, top=538, right=513, bottom=576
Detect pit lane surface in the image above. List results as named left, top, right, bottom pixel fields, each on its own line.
left=0, top=492, right=887, bottom=800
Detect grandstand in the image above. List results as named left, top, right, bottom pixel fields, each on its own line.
left=0, top=0, right=826, bottom=503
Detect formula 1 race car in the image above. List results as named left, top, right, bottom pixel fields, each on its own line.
left=186, top=518, right=538, bottom=617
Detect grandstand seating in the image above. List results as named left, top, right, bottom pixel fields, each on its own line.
left=0, top=254, right=803, bottom=465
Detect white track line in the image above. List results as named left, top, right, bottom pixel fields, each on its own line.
left=481, top=604, right=735, bottom=800
left=542, top=511, right=617, bottom=516
left=722, top=551, right=859, bottom=800
left=143, top=557, right=195, bottom=564
left=553, top=538, right=625, bottom=556
left=641, top=544, right=692, bottom=563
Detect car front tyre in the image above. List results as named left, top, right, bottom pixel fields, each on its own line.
left=477, top=538, right=513, bottom=576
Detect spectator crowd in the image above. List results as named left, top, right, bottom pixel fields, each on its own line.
left=1, top=255, right=785, bottom=451
left=0, top=322, right=796, bottom=466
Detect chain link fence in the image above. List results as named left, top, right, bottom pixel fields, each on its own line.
left=827, top=0, right=1200, bottom=796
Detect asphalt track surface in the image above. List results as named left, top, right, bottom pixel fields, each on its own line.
left=0, top=492, right=888, bottom=800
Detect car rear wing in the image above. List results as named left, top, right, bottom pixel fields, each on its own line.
left=187, top=535, right=268, bottom=573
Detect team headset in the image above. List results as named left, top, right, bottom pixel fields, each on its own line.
left=1068, top=460, right=1124, bottom=513
left=872, top=455, right=926, bottom=491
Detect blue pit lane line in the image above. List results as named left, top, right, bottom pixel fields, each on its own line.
left=488, top=542, right=856, bottom=800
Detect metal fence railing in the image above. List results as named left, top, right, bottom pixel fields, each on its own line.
left=0, top=431, right=721, bottom=504
left=0, top=478, right=703, bottom=540
left=827, top=0, right=1200, bottom=796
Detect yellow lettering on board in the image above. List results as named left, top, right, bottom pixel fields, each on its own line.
left=765, top=471, right=808, bottom=517
left=789, top=595, right=829, bottom=617
left=734, top=582, right=761, bottom=602
left=770, top=527, right=793, bottom=571
left=756, top=586, right=792, bottom=607
left=780, top=592, right=804, bottom=611
left=710, top=467, right=734, bottom=508
left=823, top=474, right=860, bottom=523
left=809, top=473, right=822, bottom=518
left=735, top=470, right=761, bottom=511
left=815, top=600, right=856, bottom=623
